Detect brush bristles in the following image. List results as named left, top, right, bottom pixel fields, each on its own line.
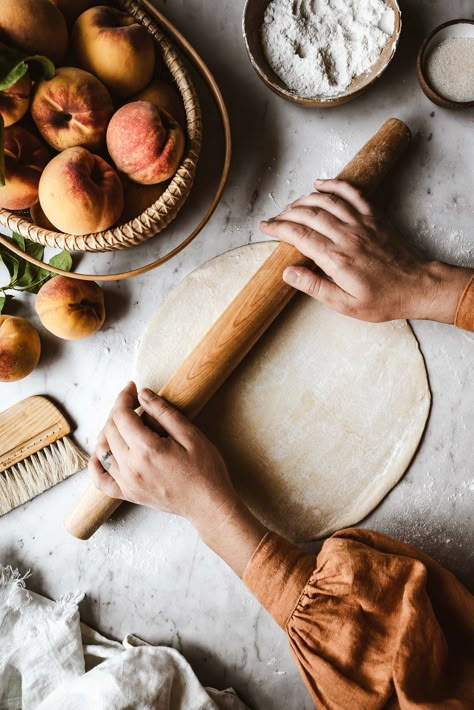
left=0, top=437, right=89, bottom=516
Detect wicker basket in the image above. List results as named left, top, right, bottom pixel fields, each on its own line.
left=0, top=0, right=202, bottom=253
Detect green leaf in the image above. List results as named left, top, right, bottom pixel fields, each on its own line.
left=8, top=233, right=26, bottom=283
left=0, top=46, right=55, bottom=91
left=0, top=235, right=44, bottom=288
left=15, top=242, right=43, bottom=290
left=11, top=232, right=25, bottom=252
left=0, top=114, right=4, bottom=188
left=0, top=245, right=20, bottom=284
left=1, top=237, right=44, bottom=290
left=0, top=235, right=25, bottom=285
left=25, top=241, right=45, bottom=261
left=49, top=250, right=72, bottom=272
left=15, top=261, right=39, bottom=289
left=0, top=293, right=14, bottom=313
left=0, top=234, right=72, bottom=294
left=21, top=248, right=72, bottom=294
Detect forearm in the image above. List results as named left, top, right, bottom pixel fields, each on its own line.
left=414, top=262, right=473, bottom=324
left=194, top=498, right=268, bottom=578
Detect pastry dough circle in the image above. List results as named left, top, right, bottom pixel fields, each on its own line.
left=134, top=243, right=430, bottom=541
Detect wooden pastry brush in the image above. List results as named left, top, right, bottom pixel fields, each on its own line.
left=0, top=396, right=88, bottom=515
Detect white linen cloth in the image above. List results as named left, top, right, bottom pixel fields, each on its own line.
left=0, top=565, right=247, bottom=710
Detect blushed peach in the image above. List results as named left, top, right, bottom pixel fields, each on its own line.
left=36, top=276, right=105, bottom=340
left=134, top=79, right=186, bottom=129
left=0, top=316, right=41, bottom=382
left=0, top=0, right=68, bottom=65
left=107, top=101, right=185, bottom=185
left=31, top=67, right=114, bottom=152
left=0, top=73, right=31, bottom=128
left=0, top=126, right=50, bottom=210
left=72, top=6, right=155, bottom=98
left=38, top=147, right=123, bottom=235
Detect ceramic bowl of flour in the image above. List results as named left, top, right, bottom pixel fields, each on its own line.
left=243, top=0, right=401, bottom=107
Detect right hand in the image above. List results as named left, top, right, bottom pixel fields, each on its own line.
left=260, top=179, right=473, bottom=324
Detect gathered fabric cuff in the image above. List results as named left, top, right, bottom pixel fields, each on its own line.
left=455, top=274, right=474, bottom=331
left=242, top=531, right=315, bottom=628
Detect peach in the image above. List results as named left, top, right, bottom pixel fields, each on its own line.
left=134, top=79, right=186, bottom=129
left=72, top=6, right=155, bottom=98
left=51, top=0, right=96, bottom=25
left=0, top=126, right=50, bottom=211
left=0, top=73, right=31, bottom=128
left=0, top=0, right=68, bottom=65
left=31, top=67, right=114, bottom=152
left=107, top=102, right=185, bottom=185
left=36, top=276, right=105, bottom=340
left=0, top=316, right=41, bottom=382
left=38, top=147, right=124, bottom=235
left=121, top=180, right=167, bottom=222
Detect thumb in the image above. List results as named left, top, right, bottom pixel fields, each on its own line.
left=283, top=266, right=351, bottom=310
left=138, top=389, right=195, bottom=446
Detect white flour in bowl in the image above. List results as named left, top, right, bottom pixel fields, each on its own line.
left=261, top=0, right=395, bottom=98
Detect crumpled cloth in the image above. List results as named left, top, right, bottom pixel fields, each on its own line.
left=0, top=565, right=247, bottom=710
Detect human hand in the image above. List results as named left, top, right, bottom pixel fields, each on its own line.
left=89, top=382, right=267, bottom=574
left=89, top=382, right=237, bottom=526
left=260, top=179, right=473, bottom=324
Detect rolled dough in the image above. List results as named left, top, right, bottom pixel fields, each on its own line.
left=134, top=242, right=430, bottom=542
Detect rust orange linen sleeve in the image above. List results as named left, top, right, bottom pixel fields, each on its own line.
left=243, top=529, right=474, bottom=709
left=455, top=274, right=474, bottom=331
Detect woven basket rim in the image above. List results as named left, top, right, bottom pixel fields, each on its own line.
left=0, top=0, right=202, bottom=253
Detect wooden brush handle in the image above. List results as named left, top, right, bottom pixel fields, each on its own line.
left=0, top=396, right=71, bottom=472
left=65, top=118, right=411, bottom=540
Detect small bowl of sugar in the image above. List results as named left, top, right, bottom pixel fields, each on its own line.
left=417, top=20, right=474, bottom=109
left=243, top=0, right=402, bottom=107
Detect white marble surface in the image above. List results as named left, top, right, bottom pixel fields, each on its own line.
left=1, top=1, right=473, bottom=708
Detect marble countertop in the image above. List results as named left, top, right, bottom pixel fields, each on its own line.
left=1, top=1, right=473, bottom=707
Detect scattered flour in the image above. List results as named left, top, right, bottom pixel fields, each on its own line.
left=262, top=0, right=395, bottom=98
left=414, top=219, right=473, bottom=267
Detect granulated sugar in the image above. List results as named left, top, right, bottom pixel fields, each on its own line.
left=426, top=38, right=474, bottom=103
left=261, top=0, right=395, bottom=98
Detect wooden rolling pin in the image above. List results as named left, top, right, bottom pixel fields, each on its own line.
left=65, top=118, right=410, bottom=540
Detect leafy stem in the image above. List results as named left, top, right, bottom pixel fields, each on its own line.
left=0, top=233, right=72, bottom=313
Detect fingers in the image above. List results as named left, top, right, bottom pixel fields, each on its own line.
left=138, top=389, right=197, bottom=448
left=118, top=380, right=139, bottom=408
left=288, top=191, right=359, bottom=225
left=111, top=391, right=159, bottom=450
left=268, top=205, right=347, bottom=244
left=88, top=454, right=123, bottom=499
left=103, top=420, right=129, bottom=467
left=283, top=266, right=353, bottom=311
left=260, top=219, right=337, bottom=276
left=314, top=179, right=373, bottom=216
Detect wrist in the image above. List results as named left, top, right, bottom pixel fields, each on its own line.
left=414, top=262, right=474, bottom=324
left=195, top=496, right=268, bottom=578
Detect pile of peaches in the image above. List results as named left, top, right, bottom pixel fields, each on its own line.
left=0, top=0, right=187, bottom=236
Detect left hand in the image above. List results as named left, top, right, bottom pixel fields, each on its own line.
left=89, top=382, right=238, bottom=529
left=89, top=381, right=267, bottom=577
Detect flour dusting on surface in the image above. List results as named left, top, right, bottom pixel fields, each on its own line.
left=262, top=0, right=395, bottom=98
